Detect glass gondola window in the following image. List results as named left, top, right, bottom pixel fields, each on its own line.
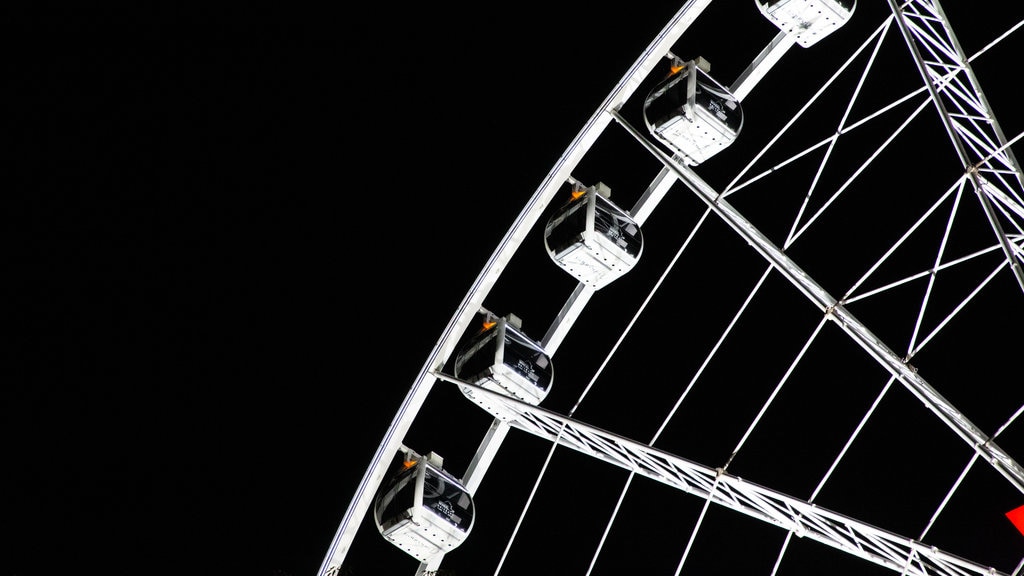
left=375, top=462, right=418, bottom=534
left=373, top=451, right=475, bottom=563
left=422, top=466, right=473, bottom=533
left=643, top=58, right=742, bottom=166
left=455, top=314, right=552, bottom=420
left=544, top=182, right=643, bottom=290
left=500, top=324, right=551, bottom=389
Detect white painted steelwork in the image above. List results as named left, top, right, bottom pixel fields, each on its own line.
left=321, top=2, right=1023, bottom=575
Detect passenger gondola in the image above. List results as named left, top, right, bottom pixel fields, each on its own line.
left=643, top=57, right=742, bottom=166
left=756, top=0, right=855, bottom=47
left=454, top=313, right=552, bottom=420
left=544, top=182, right=643, bottom=290
left=374, top=450, right=475, bottom=563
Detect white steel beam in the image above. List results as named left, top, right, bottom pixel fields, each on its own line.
left=730, top=30, right=798, bottom=102
left=435, top=376, right=1012, bottom=576
left=889, top=0, right=1024, bottom=293
left=317, top=3, right=715, bottom=575
left=610, top=106, right=1024, bottom=496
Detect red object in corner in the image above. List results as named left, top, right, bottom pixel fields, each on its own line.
left=1007, top=504, right=1024, bottom=536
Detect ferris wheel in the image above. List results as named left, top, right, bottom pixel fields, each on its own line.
left=322, top=1, right=1024, bottom=574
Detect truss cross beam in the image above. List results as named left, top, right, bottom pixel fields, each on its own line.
left=889, top=0, right=1024, bottom=292
left=441, top=378, right=1011, bottom=576
left=609, top=107, right=1024, bottom=496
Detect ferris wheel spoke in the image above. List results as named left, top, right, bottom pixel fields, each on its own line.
left=449, top=381, right=1013, bottom=576
left=327, top=2, right=1024, bottom=574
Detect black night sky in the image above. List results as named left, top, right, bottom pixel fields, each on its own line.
left=10, top=3, right=1024, bottom=576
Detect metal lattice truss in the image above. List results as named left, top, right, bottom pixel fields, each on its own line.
left=609, top=106, right=1024, bottom=495
left=438, top=376, right=1011, bottom=576
left=320, top=2, right=1024, bottom=575
left=891, top=0, right=1024, bottom=292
